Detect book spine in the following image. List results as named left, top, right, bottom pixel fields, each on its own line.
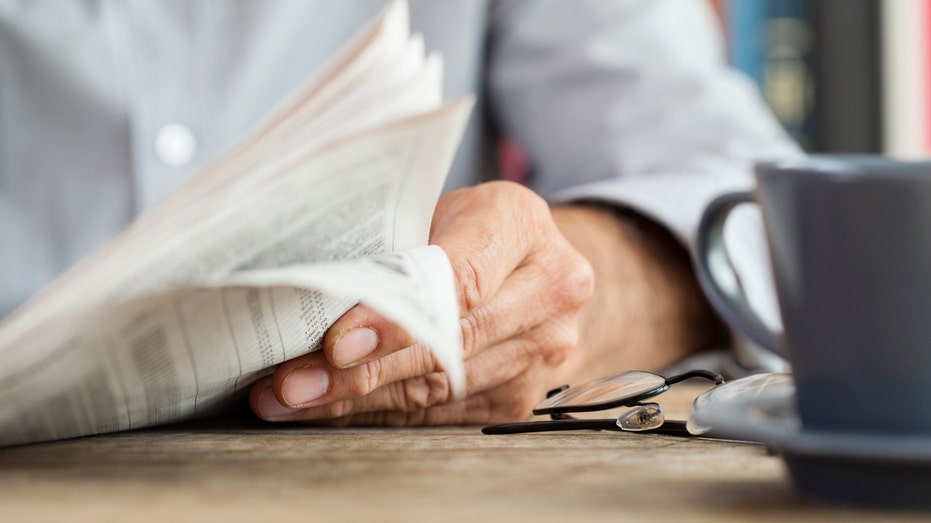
left=811, top=0, right=882, bottom=153
left=726, top=0, right=815, bottom=150
left=727, top=0, right=768, bottom=87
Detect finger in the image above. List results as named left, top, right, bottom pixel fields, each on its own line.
left=314, top=371, right=545, bottom=426
left=278, top=341, right=439, bottom=409
left=327, top=311, right=574, bottom=419
left=257, top=368, right=460, bottom=421
left=250, top=376, right=296, bottom=420
left=322, top=303, right=417, bottom=368
left=267, top=266, right=556, bottom=411
left=258, top=315, right=576, bottom=421
left=321, top=243, right=583, bottom=373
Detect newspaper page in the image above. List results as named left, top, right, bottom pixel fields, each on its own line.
left=0, top=246, right=462, bottom=447
left=0, top=0, right=469, bottom=446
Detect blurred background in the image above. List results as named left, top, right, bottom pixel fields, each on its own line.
left=712, top=0, right=930, bottom=158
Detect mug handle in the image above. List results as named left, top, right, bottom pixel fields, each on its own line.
left=694, top=192, right=786, bottom=357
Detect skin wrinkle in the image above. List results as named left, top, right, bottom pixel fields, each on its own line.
left=462, top=262, right=564, bottom=355
left=436, top=186, right=536, bottom=314
left=421, top=372, right=451, bottom=408
left=454, top=252, right=491, bottom=314
left=460, top=307, right=491, bottom=359
left=300, top=320, right=550, bottom=422
left=251, top=182, right=726, bottom=426
left=355, top=356, right=382, bottom=399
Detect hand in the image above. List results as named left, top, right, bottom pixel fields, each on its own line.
left=249, top=181, right=727, bottom=425
left=249, top=181, right=595, bottom=425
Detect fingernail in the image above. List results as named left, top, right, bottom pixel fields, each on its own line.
left=333, top=327, right=378, bottom=367
left=257, top=387, right=299, bottom=420
left=282, top=366, right=330, bottom=406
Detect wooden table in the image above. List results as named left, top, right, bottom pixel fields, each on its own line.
left=0, top=386, right=926, bottom=522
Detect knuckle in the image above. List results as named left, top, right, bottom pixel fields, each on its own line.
left=459, top=312, right=487, bottom=359
left=401, top=378, right=431, bottom=410
left=387, top=380, right=413, bottom=411
left=459, top=316, right=477, bottom=358
left=424, top=372, right=452, bottom=405
left=570, top=255, right=596, bottom=303
left=349, top=359, right=383, bottom=398
left=485, top=180, right=546, bottom=207
left=540, top=319, right=578, bottom=367
left=550, top=253, right=595, bottom=309
left=401, top=373, right=451, bottom=410
left=452, top=251, right=492, bottom=312
left=479, top=179, right=536, bottom=202
left=494, top=182, right=552, bottom=231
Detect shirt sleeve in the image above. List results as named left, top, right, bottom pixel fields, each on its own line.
left=487, top=0, right=802, bottom=373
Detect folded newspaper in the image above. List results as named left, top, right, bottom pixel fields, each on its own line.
left=0, top=0, right=470, bottom=447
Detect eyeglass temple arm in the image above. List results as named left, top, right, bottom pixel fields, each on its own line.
left=481, top=419, right=692, bottom=436
left=482, top=419, right=619, bottom=434
left=664, top=370, right=725, bottom=386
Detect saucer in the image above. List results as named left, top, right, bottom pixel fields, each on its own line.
left=692, top=375, right=931, bottom=508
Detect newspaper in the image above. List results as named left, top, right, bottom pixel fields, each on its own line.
left=0, top=0, right=469, bottom=447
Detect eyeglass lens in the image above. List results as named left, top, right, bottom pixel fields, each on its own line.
left=535, top=371, right=668, bottom=412
left=686, top=372, right=793, bottom=435
left=693, top=372, right=793, bottom=410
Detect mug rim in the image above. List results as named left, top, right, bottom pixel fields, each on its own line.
left=756, top=154, right=931, bottom=182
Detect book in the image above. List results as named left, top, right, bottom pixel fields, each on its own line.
left=726, top=0, right=815, bottom=150
left=811, top=0, right=882, bottom=153
left=880, top=0, right=931, bottom=158
left=727, top=0, right=770, bottom=88
left=724, top=0, right=890, bottom=154
left=0, top=0, right=470, bottom=447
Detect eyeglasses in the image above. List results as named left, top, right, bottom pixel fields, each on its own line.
left=482, top=370, right=725, bottom=437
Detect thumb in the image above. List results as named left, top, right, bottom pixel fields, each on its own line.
left=324, top=303, right=418, bottom=368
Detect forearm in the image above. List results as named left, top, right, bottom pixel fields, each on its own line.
left=550, top=204, right=729, bottom=384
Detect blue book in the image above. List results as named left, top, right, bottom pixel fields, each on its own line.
left=727, top=0, right=815, bottom=150
left=727, top=0, right=769, bottom=86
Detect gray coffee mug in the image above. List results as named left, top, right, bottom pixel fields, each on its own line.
left=695, top=155, right=931, bottom=435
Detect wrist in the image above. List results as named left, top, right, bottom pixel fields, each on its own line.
left=550, top=203, right=728, bottom=383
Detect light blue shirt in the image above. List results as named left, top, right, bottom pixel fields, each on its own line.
left=0, top=0, right=799, bottom=372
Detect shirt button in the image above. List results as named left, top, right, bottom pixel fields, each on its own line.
left=154, top=124, right=197, bottom=166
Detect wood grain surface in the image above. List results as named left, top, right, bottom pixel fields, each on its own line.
left=0, top=386, right=925, bottom=522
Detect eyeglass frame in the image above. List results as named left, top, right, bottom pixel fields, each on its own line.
left=482, top=369, right=725, bottom=437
